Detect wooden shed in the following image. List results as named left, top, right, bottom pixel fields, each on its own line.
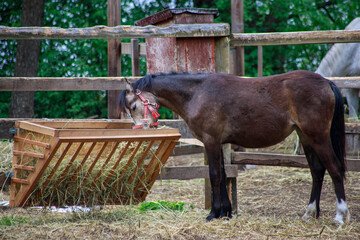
left=135, top=8, right=219, bottom=73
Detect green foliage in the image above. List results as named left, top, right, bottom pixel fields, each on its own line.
left=0, top=215, right=28, bottom=226
left=1, top=0, right=360, bottom=118
left=138, top=201, right=193, bottom=213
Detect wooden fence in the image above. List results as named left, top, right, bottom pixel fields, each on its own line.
left=2, top=23, right=360, bottom=210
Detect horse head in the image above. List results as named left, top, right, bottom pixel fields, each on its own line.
left=117, top=78, right=160, bottom=129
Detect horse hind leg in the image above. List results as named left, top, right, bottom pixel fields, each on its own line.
left=299, top=134, right=349, bottom=225
left=300, top=142, right=326, bottom=221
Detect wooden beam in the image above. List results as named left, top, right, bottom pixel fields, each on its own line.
left=0, top=76, right=140, bottom=91
left=232, top=152, right=360, bottom=171
left=157, top=165, right=238, bottom=180
left=232, top=152, right=308, bottom=168
left=2, top=76, right=360, bottom=92
left=0, top=23, right=230, bottom=40
left=231, top=30, right=360, bottom=46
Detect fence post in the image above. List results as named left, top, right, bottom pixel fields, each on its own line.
left=258, top=45, right=263, bottom=77
left=231, top=0, right=244, bottom=76
left=107, top=0, right=121, bottom=119
left=131, top=39, right=140, bottom=76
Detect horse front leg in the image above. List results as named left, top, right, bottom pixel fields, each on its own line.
left=204, top=140, right=232, bottom=221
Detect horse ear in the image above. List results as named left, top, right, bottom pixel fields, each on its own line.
left=124, top=78, right=133, bottom=92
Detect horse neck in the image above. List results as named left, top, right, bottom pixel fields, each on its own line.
left=316, top=18, right=360, bottom=77
left=316, top=44, right=344, bottom=77
left=151, top=75, right=201, bottom=117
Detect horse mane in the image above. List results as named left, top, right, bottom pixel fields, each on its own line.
left=117, top=72, right=192, bottom=116
left=316, top=18, right=360, bottom=77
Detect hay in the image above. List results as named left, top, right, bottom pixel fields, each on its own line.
left=26, top=140, right=161, bottom=207
left=8, top=131, right=164, bottom=207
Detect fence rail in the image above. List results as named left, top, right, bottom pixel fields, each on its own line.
left=0, top=23, right=229, bottom=39
left=231, top=30, right=360, bottom=46
left=1, top=76, right=360, bottom=91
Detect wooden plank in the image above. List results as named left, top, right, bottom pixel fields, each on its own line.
left=2, top=76, right=360, bottom=92
left=232, top=152, right=360, bottom=172
left=215, top=37, right=230, bottom=73
left=231, top=30, right=360, bottom=46
left=58, top=128, right=181, bottom=140
left=0, top=23, right=230, bottom=39
left=13, top=164, right=36, bottom=172
left=232, top=152, right=308, bottom=168
left=34, top=120, right=132, bottom=129
left=13, top=150, right=44, bottom=159
left=121, top=42, right=146, bottom=56
left=11, top=178, right=29, bottom=185
left=17, top=121, right=57, bottom=137
left=178, top=138, right=203, bottom=146
left=157, top=165, right=238, bottom=180
left=131, top=39, right=140, bottom=76
left=13, top=136, right=50, bottom=149
left=0, top=76, right=140, bottom=91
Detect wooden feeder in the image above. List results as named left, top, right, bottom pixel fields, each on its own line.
left=135, top=8, right=219, bottom=73
left=10, top=120, right=180, bottom=207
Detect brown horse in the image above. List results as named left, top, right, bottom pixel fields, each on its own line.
left=117, top=70, right=349, bottom=225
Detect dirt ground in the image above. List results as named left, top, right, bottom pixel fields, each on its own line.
left=1, top=151, right=360, bottom=239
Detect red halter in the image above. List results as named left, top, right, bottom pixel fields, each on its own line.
left=132, top=89, right=160, bottom=129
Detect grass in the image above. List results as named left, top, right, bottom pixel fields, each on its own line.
left=0, top=215, right=28, bottom=227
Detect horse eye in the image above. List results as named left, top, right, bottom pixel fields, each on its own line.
left=132, top=104, right=136, bottom=111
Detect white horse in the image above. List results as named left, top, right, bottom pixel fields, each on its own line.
left=316, top=18, right=360, bottom=120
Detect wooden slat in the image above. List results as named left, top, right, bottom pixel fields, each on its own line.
left=13, top=136, right=51, bottom=149
left=17, top=121, right=57, bottom=137
left=13, top=150, right=44, bottom=159
left=232, top=152, right=308, bottom=168
left=11, top=178, right=29, bottom=185
left=103, top=141, right=132, bottom=187
left=34, top=120, right=133, bottom=130
left=157, top=165, right=238, bottom=180
left=231, top=30, right=360, bottom=46
left=58, top=128, right=181, bottom=140
left=120, top=141, right=155, bottom=196
left=52, top=142, right=85, bottom=191
left=108, top=141, right=143, bottom=196
left=0, top=23, right=230, bottom=39
left=232, top=152, right=360, bottom=172
left=141, top=140, right=178, bottom=201
left=40, top=142, right=73, bottom=192
left=133, top=140, right=167, bottom=194
left=66, top=142, right=96, bottom=190
left=13, top=164, right=35, bottom=172
left=121, top=42, right=146, bottom=56
left=82, top=142, right=108, bottom=181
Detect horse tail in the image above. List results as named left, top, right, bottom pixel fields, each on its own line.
left=329, top=80, right=346, bottom=178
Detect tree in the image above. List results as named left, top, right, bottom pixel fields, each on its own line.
left=8, top=0, right=45, bottom=118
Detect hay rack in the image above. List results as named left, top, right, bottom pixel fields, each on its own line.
left=10, top=120, right=180, bottom=207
